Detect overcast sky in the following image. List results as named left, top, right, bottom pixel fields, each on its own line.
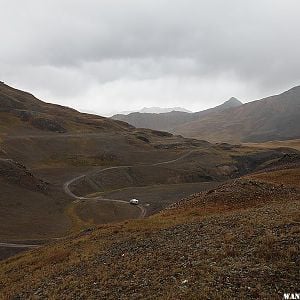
left=1, top=0, right=300, bottom=116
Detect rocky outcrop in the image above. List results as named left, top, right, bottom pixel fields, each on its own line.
left=0, top=159, right=48, bottom=192
left=15, top=110, right=66, bottom=133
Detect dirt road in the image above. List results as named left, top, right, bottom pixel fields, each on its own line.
left=63, top=151, right=194, bottom=218
left=1, top=135, right=190, bottom=249
left=0, top=242, right=40, bottom=249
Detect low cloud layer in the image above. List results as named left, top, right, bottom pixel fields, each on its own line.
left=1, top=0, right=300, bottom=115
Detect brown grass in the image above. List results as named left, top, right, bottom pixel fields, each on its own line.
left=244, top=139, right=300, bottom=151
left=0, top=167, right=299, bottom=299
left=1, top=83, right=300, bottom=298
left=247, top=168, right=300, bottom=187
left=44, top=248, right=71, bottom=265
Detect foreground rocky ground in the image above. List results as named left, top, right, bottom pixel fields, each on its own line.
left=0, top=166, right=299, bottom=299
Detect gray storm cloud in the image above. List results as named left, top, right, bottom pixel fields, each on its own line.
left=0, top=0, right=300, bottom=115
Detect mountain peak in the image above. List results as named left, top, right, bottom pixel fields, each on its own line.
left=222, top=97, right=243, bottom=107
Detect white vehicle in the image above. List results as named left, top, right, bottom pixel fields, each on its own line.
left=129, top=198, right=139, bottom=205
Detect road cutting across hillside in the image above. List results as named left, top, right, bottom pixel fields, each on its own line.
left=63, top=150, right=194, bottom=219
left=0, top=242, right=40, bottom=249
left=0, top=151, right=194, bottom=250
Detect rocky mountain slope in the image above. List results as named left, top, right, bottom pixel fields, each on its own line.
left=0, top=158, right=70, bottom=241
left=174, top=86, right=300, bottom=143
left=0, top=82, right=299, bottom=298
left=112, top=98, right=242, bottom=132
left=0, top=81, right=135, bottom=135
left=1, top=161, right=299, bottom=299
left=0, top=81, right=299, bottom=263
left=113, top=86, right=300, bottom=144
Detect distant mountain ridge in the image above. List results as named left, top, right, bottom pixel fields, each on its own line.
left=112, top=86, right=300, bottom=143
left=174, top=86, right=300, bottom=143
left=119, top=106, right=192, bottom=115
left=140, top=107, right=192, bottom=113
left=112, top=98, right=242, bottom=132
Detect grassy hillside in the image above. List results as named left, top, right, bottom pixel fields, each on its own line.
left=0, top=82, right=299, bottom=271
left=0, top=163, right=298, bottom=299
left=1, top=83, right=199, bottom=243
left=0, top=82, right=299, bottom=298
left=244, top=139, right=300, bottom=151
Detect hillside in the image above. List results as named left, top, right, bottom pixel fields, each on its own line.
left=0, top=159, right=70, bottom=240
left=0, top=82, right=135, bottom=135
left=0, top=160, right=299, bottom=299
left=0, top=82, right=199, bottom=244
left=174, top=86, right=300, bottom=143
left=112, top=98, right=242, bottom=132
left=0, top=82, right=299, bottom=265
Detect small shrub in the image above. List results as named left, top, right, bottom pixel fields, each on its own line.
left=257, top=230, right=280, bottom=261
left=45, top=248, right=71, bottom=264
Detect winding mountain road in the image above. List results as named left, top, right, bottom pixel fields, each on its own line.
left=63, top=150, right=194, bottom=219
left=0, top=150, right=193, bottom=250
